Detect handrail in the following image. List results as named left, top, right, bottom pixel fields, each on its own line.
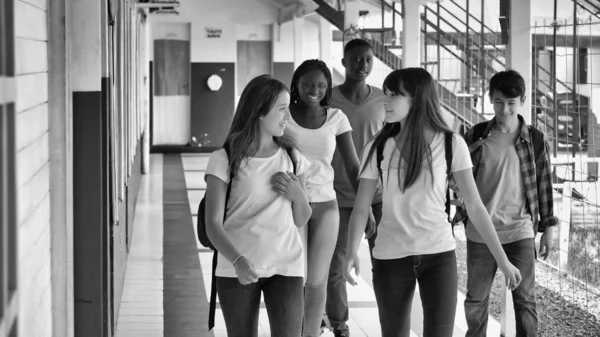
left=448, top=0, right=498, bottom=34
left=433, top=4, right=506, bottom=58
left=421, top=14, right=499, bottom=78
left=423, top=5, right=505, bottom=69
left=572, top=0, right=600, bottom=20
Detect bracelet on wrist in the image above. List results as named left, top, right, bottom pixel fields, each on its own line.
left=232, top=255, right=244, bottom=266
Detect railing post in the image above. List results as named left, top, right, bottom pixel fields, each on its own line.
left=401, top=0, right=421, bottom=68
left=293, top=16, right=305, bottom=69
left=436, top=1, right=441, bottom=79
left=558, top=183, right=572, bottom=272
left=466, top=0, right=471, bottom=92
left=507, top=0, right=532, bottom=124
left=500, top=282, right=516, bottom=337
left=480, top=0, right=486, bottom=115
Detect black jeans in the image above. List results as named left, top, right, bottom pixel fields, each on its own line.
left=372, top=250, right=458, bottom=337
left=217, top=275, right=304, bottom=337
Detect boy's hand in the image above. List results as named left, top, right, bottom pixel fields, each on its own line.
left=539, top=226, right=555, bottom=260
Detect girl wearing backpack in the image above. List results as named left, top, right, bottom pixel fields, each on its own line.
left=205, top=75, right=312, bottom=337
left=285, top=59, right=361, bottom=337
left=343, top=68, right=522, bottom=337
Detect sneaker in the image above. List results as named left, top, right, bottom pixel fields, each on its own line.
left=333, top=327, right=350, bottom=337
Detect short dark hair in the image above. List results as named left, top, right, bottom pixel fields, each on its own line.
left=488, top=69, right=526, bottom=99
left=343, top=38, right=373, bottom=55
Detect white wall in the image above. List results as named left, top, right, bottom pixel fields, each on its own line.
left=273, top=14, right=324, bottom=63
left=149, top=0, right=278, bottom=62
left=15, top=0, right=53, bottom=336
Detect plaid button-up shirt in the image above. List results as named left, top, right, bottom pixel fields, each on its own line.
left=453, top=115, right=558, bottom=234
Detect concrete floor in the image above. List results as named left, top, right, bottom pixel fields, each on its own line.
left=114, top=153, right=502, bottom=337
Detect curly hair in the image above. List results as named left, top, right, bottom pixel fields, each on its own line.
left=289, top=59, right=333, bottom=107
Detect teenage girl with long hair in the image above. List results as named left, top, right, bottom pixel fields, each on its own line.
left=285, top=59, right=360, bottom=337
left=205, top=75, right=312, bottom=337
left=344, top=68, right=522, bottom=337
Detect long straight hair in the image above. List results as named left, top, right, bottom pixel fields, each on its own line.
left=223, top=75, right=294, bottom=179
left=363, top=68, right=453, bottom=191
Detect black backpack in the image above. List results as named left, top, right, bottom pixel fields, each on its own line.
left=470, top=123, right=545, bottom=161
left=376, top=132, right=454, bottom=222
left=198, top=146, right=297, bottom=331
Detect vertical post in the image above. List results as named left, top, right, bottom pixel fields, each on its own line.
left=424, top=7, right=428, bottom=68
left=141, top=13, right=150, bottom=174
left=466, top=0, right=471, bottom=92
left=69, top=0, right=107, bottom=334
left=437, top=2, right=440, bottom=79
left=293, top=16, right=304, bottom=69
left=381, top=0, right=385, bottom=44
left=320, top=16, right=332, bottom=70
left=572, top=0, right=578, bottom=157
left=507, top=0, right=532, bottom=124
left=552, top=0, right=558, bottom=157
left=344, top=0, right=360, bottom=30
left=48, top=0, right=75, bottom=334
left=481, top=0, right=486, bottom=115
left=558, top=183, right=572, bottom=271
left=402, top=0, right=421, bottom=68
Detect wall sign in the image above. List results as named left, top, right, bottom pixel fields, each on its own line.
left=205, top=28, right=222, bottom=38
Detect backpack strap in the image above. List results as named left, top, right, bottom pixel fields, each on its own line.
left=529, top=125, right=545, bottom=161
left=208, top=146, right=234, bottom=331
left=286, top=147, right=298, bottom=175
left=444, top=132, right=453, bottom=222
left=376, top=140, right=385, bottom=184
left=471, top=122, right=489, bottom=142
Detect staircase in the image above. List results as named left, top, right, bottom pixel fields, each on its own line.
left=313, top=0, right=486, bottom=128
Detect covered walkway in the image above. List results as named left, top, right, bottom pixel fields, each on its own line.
left=113, top=154, right=501, bottom=337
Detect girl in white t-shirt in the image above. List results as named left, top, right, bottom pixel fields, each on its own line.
left=344, top=68, right=522, bottom=337
left=205, top=75, right=312, bottom=337
left=285, top=60, right=360, bottom=337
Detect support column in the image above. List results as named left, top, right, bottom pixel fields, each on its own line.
left=141, top=15, right=150, bottom=174
left=402, top=0, right=421, bottom=68
left=293, top=16, right=304, bottom=69
left=344, top=0, right=361, bottom=30
left=319, top=16, right=332, bottom=70
left=48, top=0, right=74, bottom=335
left=501, top=6, right=533, bottom=332
left=507, top=0, right=532, bottom=124
left=69, top=0, right=108, bottom=335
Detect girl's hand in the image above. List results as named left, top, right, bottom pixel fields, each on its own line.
left=271, top=171, right=304, bottom=202
left=344, top=251, right=361, bottom=286
left=499, top=261, right=522, bottom=291
left=234, top=256, right=259, bottom=285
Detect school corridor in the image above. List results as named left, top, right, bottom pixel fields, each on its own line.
left=110, top=153, right=502, bottom=337
left=2, top=0, right=600, bottom=336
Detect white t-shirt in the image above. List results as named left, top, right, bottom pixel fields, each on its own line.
left=205, top=147, right=309, bottom=278
left=360, top=133, right=472, bottom=260
left=286, top=108, right=352, bottom=202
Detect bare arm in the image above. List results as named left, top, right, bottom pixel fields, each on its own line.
left=344, top=178, right=378, bottom=285
left=336, top=131, right=360, bottom=193
left=291, top=173, right=312, bottom=226
left=453, top=168, right=522, bottom=289
left=205, top=175, right=244, bottom=262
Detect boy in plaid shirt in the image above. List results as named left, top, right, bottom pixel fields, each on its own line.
left=454, top=70, right=558, bottom=337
